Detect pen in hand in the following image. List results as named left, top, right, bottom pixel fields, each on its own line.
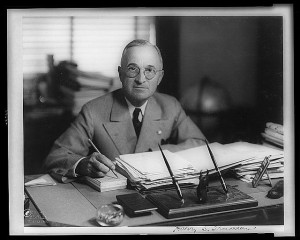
left=88, top=138, right=118, bottom=178
left=204, top=139, right=228, bottom=194
left=158, top=144, right=184, bottom=205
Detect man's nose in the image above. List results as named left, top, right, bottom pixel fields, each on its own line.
left=135, top=71, right=146, bottom=84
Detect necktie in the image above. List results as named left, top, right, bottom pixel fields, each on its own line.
left=133, top=108, right=142, bottom=138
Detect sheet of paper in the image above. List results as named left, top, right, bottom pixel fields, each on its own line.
left=118, top=150, right=196, bottom=177
left=176, top=142, right=246, bottom=172
left=176, top=142, right=284, bottom=172
left=224, top=142, right=284, bottom=157
left=25, top=174, right=56, bottom=187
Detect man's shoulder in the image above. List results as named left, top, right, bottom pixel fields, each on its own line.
left=153, top=92, right=179, bottom=105
left=151, top=92, right=183, bottom=117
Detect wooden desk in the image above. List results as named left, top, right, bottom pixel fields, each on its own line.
left=24, top=175, right=283, bottom=227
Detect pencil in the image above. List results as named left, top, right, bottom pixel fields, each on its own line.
left=204, top=139, right=228, bottom=194
left=88, top=138, right=118, bottom=178
left=158, top=144, right=184, bottom=204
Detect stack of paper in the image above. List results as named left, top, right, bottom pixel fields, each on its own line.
left=115, top=142, right=284, bottom=191
left=232, top=158, right=284, bottom=183
left=224, top=142, right=284, bottom=183
left=80, top=170, right=127, bottom=192
left=261, top=122, right=284, bottom=149
left=176, top=142, right=252, bottom=173
left=115, top=150, right=199, bottom=192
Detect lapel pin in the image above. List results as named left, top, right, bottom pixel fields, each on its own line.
left=157, top=130, right=162, bottom=135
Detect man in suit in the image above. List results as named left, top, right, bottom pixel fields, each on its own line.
left=44, top=39, right=206, bottom=182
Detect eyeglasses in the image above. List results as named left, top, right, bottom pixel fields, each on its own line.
left=122, top=65, right=163, bottom=80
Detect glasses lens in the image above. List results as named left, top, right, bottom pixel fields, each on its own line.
left=144, top=69, right=156, bottom=80
left=126, top=66, right=139, bottom=78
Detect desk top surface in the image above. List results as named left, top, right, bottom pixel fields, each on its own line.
left=25, top=175, right=283, bottom=227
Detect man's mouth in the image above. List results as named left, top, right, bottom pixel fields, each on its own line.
left=133, top=86, right=147, bottom=89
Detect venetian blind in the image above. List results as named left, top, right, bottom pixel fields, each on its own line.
left=23, top=17, right=72, bottom=75
left=23, top=16, right=155, bottom=78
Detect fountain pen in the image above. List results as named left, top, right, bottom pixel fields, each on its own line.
left=204, top=139, right=228, bottom=194
left=158, top=144, right=184, bottom=204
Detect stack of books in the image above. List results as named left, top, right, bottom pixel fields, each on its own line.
left=72, top=72, right=114, bottom=115
left=58, top=63, right=116, bottom=115
left=261, top=122, right=284, bottom=149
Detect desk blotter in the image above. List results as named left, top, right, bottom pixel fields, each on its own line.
left=146, top=185, right=258, bottom=219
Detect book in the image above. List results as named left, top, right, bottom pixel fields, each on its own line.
left=261, top=122, right=284, bottom=149
left=264, top=127, right=284, bottom=141
left=80, top=170, right=127, bottom=192
left=266, top=122, right=284, bottom=135
left=116, top=193, right=157, bottom=217
left=261, top=132, right=283, bottom=148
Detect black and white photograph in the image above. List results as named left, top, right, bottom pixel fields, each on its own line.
left=8, top=6, right=295, bottom=235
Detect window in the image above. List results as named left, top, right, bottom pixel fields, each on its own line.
left=23, top=16, right=156, bottom=77
left=23, top=16, right=155, bottom=113
left=23, top=17, right=72, bottom=75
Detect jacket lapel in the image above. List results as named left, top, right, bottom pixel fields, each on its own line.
left=135, top=96, right=172, bottom=153
left=103, top=93, right=137, bottom=155
left=103, top=92, right=172, bottom=155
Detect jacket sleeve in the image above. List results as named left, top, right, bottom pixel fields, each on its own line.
left=43, top=104, right=94, bottom=182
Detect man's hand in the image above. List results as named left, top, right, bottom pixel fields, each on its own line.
left=75, top=152, right=116, bottom=178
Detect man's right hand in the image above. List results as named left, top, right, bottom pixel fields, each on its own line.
left=75, top=152, right=116, bottom=178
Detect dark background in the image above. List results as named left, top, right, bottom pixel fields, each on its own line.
left=156, top=16, right=283, bottom=142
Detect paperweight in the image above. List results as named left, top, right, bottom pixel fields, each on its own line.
left=146, top=185, right=258, bottom=219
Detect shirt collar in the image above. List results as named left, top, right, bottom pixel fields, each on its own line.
left=125, top=97, right=148, bottom=119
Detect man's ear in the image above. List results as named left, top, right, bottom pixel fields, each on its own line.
left=118, top=66, right=123, bottom=82
left=157, top=70, right=164, bottom=85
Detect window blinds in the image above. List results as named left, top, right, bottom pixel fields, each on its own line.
left=22, top=16, right=155, bottom=78
left=22, top=17, right=72, bottom=74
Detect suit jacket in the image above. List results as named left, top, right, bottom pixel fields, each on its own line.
left=44, top=89, right=205, bottom=182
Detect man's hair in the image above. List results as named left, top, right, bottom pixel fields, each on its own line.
left=121, top=39, right=163, bottom=68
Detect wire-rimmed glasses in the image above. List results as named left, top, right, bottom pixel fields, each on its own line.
left=121, top=65, right=163, bottom=80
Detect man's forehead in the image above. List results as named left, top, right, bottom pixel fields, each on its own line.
left=122, top=45, right=161, bottom=65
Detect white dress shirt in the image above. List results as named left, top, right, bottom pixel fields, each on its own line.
left=124, top=97, right=148, bottom=120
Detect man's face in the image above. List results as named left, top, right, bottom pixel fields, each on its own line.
left=118, top=45, right=164, bottom=107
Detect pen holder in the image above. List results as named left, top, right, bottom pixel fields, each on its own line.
left=96, top=204, right=124, bottom=226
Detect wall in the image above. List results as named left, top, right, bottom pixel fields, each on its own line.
left=155, top=16, right=283, bottom=143
left=256, top=17, right=283, bottom=125
left=179, top=17, right=259, bottom=107
left=156, top=17, right=180, bottom=98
